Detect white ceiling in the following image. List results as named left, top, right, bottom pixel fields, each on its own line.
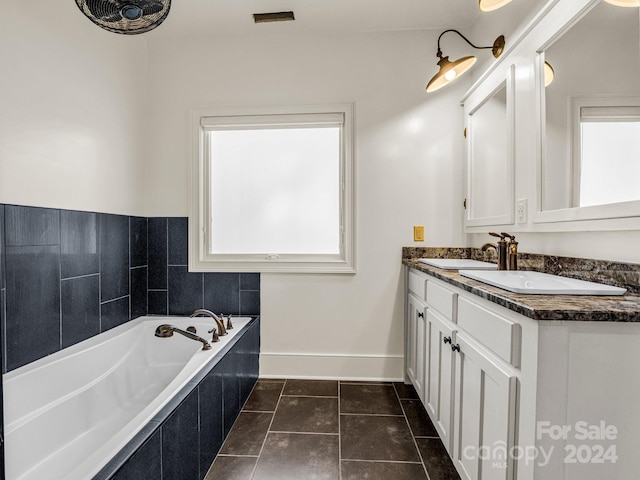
left=147, top=0, right=480, bottom=40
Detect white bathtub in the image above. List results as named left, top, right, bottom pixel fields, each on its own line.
left=3, top=315, right=253, bottom=480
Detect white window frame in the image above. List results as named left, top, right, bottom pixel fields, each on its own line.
left=188, top=103, right=356, bottom=273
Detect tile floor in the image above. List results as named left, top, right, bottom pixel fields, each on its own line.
left=205, top=379, right=461, bottom=480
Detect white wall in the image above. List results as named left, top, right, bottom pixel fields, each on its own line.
left=143, top=30, right=469, bottom=379
left=0, top=0, right=148, bottom=216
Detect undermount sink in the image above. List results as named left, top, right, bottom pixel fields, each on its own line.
left=418, top=258, right=497, bottom=270
left=459, top=270, right=627, bottom=296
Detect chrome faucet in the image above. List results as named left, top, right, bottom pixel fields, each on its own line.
left=190, top=309, right=228, bottom=336
left=482, top=232, right=508, bottom=270
left=154, top=324, right=212, bottom=350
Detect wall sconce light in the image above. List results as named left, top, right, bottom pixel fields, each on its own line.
left=479, top=0, right=513, bottom=12
left=544, top=61, right=555, bottom=87
left=426, top=30, right=506, bottom=93
left=603, top=0, right=639, bottom=6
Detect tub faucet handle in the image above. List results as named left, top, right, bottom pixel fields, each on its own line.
left=207, top=327, right=220, bottom=342
left=225, top=314, right=233, bottom=330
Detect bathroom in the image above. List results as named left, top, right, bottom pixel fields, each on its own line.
left=1, top=0, right=640, bottom=479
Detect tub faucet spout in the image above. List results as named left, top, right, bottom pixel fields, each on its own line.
left=155, top=324, right=212, bottom=350
left=190, top=309, right=228, bottom=336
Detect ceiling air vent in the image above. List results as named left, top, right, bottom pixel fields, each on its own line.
left=253, top=11, right=295, bottom=23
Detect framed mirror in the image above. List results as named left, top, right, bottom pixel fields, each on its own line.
left=536, top=0, right=640, bottom=225
left=465, top=65, right=515, bottom=227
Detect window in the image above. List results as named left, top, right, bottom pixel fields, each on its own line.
left=189, top=104, right=355, bottom=273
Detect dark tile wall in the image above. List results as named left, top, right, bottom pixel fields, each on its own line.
left=0, top=206, right=261, bottom=374
left=147, top=217, right=260, bottom=317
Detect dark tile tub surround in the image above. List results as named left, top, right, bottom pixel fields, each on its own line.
left=0, top=204, right=261, bottom=373
left=403, top=246, right=640, bottom=322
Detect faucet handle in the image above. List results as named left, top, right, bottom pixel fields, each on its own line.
left=226, top=315, right=234, bottom=330
left=501, top=232, right=516, bottom=241
left=489, top=232, right=506, bottom=240
left=208, top=327, right=220, bottom=342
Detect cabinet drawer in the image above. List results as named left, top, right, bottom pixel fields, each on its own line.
left=457, top=297, right=521, bottom=367
left=408, top=270, right=427, bottom=301
left=427, top=280, right=457, bottom=321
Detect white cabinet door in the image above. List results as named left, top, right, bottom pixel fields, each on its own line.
left=407, top=293, right=427, bottom=400
left=425, top=309, right=457, bottom=453
left=452, top=332, right=518, bottom=480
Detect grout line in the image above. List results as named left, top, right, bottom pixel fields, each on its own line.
left=268, top=431, right=339, bottom=436
left=215, top=454, right=260, bottom=458
left=60, top=272, right=100, bottom=281
left=100, top=294, right=130, bottom=305
left=339, top=413, right=405, bottom=417
left=241, top=409, right=276, bottom=414
left=394, top=382, right=432, bottom=480
left=341, top=458, right=424, bottom=464
left=338, top=380, right=343, bottom=480
left=281, top=394, right=339, bottom=399
left=248, top=378, right=286, bottom=480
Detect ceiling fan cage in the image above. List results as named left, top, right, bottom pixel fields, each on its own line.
left=75, top=0, right=171, bottom=35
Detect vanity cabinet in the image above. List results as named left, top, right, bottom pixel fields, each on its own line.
left=407, top=270, right=428, bottom=400
left=407, top=269, right=518, bottom=480
left=405, top=266, right=640, bottom=480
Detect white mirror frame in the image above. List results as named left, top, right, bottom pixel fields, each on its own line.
left=464, top=64, right=516, bottom=229
left=533, top=0, right=640, bottom=231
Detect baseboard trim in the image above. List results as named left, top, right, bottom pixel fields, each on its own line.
left=259, top=351, right=404, bottom=381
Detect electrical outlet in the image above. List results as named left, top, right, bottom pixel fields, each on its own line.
left=413, top=225, right=425, bottom=242
left=516, top=198, right=528, bottom=224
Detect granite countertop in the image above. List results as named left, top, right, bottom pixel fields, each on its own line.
left=403, top=257, right=640, bottom=322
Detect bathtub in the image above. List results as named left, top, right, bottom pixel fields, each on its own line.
left=3, top=315, right=254, bottom=480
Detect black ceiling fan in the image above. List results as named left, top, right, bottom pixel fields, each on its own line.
left=75, top=0, right=171, bottom=35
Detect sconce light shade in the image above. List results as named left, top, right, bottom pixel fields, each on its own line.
left=544, top=61, right=555, bottom=87
left=479, top=0, right=513, bottom=12
left=426, top=56, right=477, bottom=92
left=603, top=0, right=639, bottom=6
left=426, top=32, right=505, bottom=93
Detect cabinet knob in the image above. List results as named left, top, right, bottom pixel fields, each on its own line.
left=451, top=344, right=461, bottom=352
left=443, top=336, right=452, bottom=344
left=418, top=312, right=424, bottom=318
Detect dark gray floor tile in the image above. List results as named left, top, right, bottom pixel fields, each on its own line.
left=394, top=382, right=420, bottom=400
left=61, top=275, right=100, bottom=348
left=60, top=210, right=99, bottom=278
left=340, top=415, right=420, bottom=462
left=340, top=383, right=403, bottom=415
left=253, top=432, right=340, bottom=480
left=341, top=460, right=428, bottom=480
left=219, top=411, right=273, bottom=456
left=402, top=399, right=438, bottom=437
left=415, top=438, right=461, bottom=480
left=284, top=379, right=338, bottom=397
left=205, top=456, right=257, bottom=480
left=243, top=381, right=284, bottom=412
left=271, top=397, right=338, bottom=434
